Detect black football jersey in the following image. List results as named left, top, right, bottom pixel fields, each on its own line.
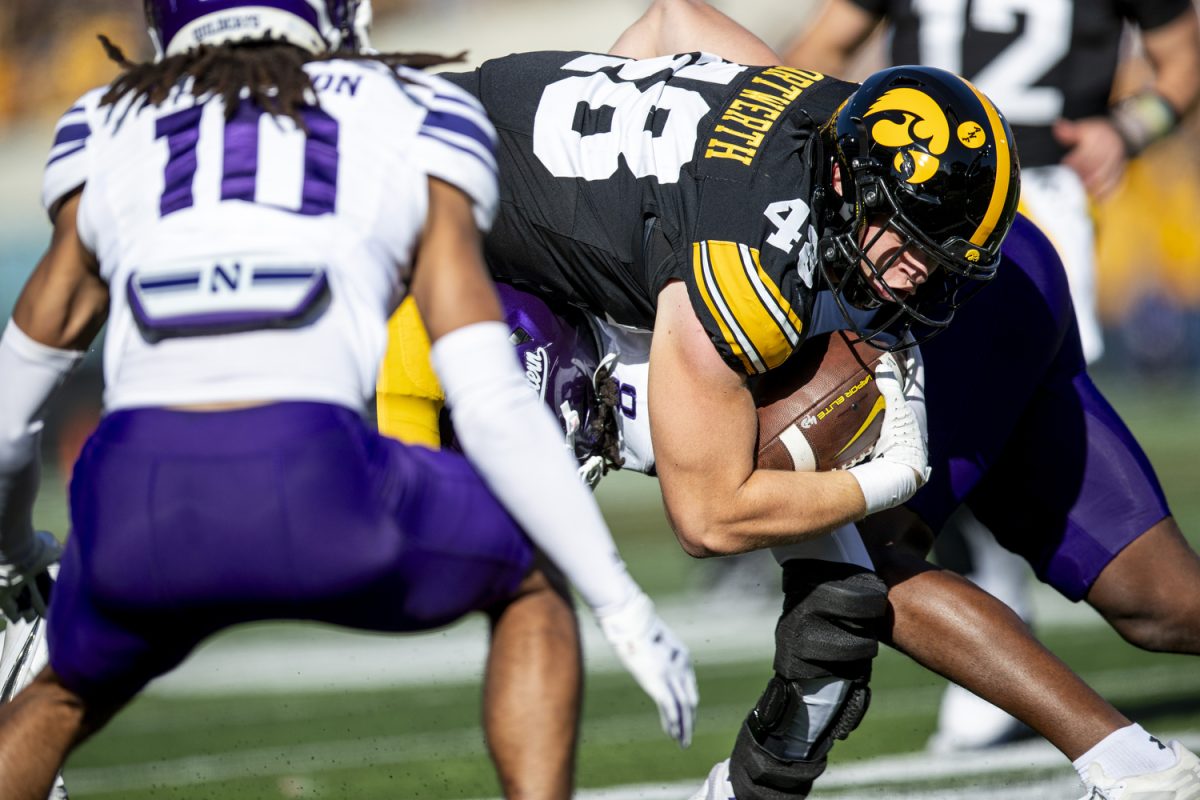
left=848, top=0, right=1191, bottom=166
left=441, top=51, right=856, bottom=376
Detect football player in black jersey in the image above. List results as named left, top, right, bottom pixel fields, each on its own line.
left=785, top=0, right=1200, bottom=752
left=432, top=43, right=1018, bottom=556
left=785, top=0, right=1200, bottom=365
left=380, top=3, right=1020, bottom=796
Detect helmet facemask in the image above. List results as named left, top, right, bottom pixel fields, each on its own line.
left=816, top=65, right=1020, bottom=350
left=818, top=157, right=1000, bottom=349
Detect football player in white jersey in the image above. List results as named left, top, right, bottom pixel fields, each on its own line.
left=0, top=2, right=698, bottom=798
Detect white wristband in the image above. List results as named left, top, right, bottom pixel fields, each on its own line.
left=848, top=458, right=919, bottom=517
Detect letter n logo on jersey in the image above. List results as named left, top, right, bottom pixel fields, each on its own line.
left=211, top=263, right=243, bottom=292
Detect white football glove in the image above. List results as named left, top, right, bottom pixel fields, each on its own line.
left=0, top=530, right=61, bottom=626
left=894, top=338, right=928, bottom=444
left=596, top=590, right=698, bottom=748
left=848, top=352, right=931, bottom=516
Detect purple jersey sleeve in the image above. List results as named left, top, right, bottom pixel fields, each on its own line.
left=42, top=88, right=105, bottom=218
left=401, top=69, right=500, bottom=232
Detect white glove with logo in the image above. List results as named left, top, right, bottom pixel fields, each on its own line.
left=849, top=352, right=931, bottom=516
left=596, top=589, right=699, bottom=747
left=895, top=339, right=928, bottom=443
left=0, top=530, right=61, bottom=626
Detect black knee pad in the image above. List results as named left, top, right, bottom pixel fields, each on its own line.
left=773, top=559, right=888, bottom=681
left=729, top=561, right=887, bottom=799
left=730, top=715, right=822, bottom=800
left=730, top=674, right=873, bottom=799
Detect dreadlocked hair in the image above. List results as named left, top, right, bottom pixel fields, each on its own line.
left=590, top=362, right=627, bottom=473
left=98, top=35, right=466, bottom=127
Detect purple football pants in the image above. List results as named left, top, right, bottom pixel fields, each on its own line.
left=908, top=215, right=1170, bottom=600
left=47, top=402, right=534, bottom=702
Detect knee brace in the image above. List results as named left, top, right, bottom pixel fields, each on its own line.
left=730, top=560, right=888, bottom=800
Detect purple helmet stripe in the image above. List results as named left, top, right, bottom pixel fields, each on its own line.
left=153, top=0, right=319, bottom=51
left=144, top=0, right=369, bottom=56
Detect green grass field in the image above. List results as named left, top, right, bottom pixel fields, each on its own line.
left=30, top=373, right=1200, bottom=798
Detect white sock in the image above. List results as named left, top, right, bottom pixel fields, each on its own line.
left=1073, top=724, right=1178, bottom=783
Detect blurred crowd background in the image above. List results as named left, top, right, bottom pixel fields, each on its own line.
left=2, top=0, right=1200, bottom=474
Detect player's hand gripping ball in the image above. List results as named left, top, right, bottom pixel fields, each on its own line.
left=754, top=332, right=887, bottom=472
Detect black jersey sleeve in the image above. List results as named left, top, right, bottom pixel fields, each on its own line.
left=668, top=68, right=855, bottom=377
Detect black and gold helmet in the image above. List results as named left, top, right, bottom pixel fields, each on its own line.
left=818, top=65, right=1020, bottom=347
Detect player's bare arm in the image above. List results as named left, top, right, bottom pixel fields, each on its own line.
left=609, top=0, right=777, bottom=65
left=409, top=177, right=505, bottom=338
left=1058, top=5, right=1200, bottom=198
left=11, top=193, right=108, bottom=352
left=1140, top=8, right=1200, bottom=128
left=649, top=281, right=866, bottom=557
left=0, top=192, right=98, bottom=628
left=782, top=0, right=881, bottom=76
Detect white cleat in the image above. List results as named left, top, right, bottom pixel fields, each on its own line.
left=1081, top=741, right=1200, bottom=800
left=689, top=758, right=735, bottom=800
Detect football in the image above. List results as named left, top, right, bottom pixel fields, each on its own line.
left=755, top=331, right=887, bottom=472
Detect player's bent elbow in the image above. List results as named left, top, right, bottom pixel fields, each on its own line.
left=665, top=492, right=758, bottom=557
left=671, top=519, right=744, bottom=559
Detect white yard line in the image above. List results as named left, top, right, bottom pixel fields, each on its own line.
left=68, top=726, right=1200, bottom=798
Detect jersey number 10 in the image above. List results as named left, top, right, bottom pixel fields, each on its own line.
left=155, top=102, right=339, bottom=218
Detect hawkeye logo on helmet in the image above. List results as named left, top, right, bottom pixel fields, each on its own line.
left=865, top=88, right=985, bottom=185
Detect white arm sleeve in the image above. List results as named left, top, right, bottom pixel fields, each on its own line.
left=0, top=322, right=85, bottom=566
left=430, top=321, right=640, bottom=615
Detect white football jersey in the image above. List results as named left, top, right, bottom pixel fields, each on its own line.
left=43, top=59, right=498, bottom=412
left=590, top=317, right=656, bottom=475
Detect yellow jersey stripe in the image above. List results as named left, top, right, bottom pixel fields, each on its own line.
left=693, top=242, right=757, bottom=374
left=705, top=241, right=797, bottom=372
left=699, top=242, right=768, bottom=372
left=963, top=81, right=1013, bottom=247
left=742, top=244, right=804, bottom=347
